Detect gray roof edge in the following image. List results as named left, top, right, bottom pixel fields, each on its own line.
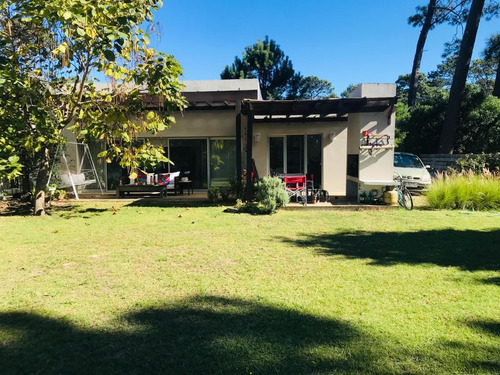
left=93, top=79, right=262, bottom=99
left=181, top=79, right=261, bottom=95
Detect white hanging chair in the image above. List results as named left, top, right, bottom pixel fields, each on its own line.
left=48, top=142, right=104, bottom=200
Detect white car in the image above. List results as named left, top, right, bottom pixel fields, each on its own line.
left=394, top=152, right=432, bottom=190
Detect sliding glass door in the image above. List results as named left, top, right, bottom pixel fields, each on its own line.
left=210, top=139, right=236, bottom=187
left=269, top=134, right=322, bottom=186
left=169, top=139, right=208, bottom=189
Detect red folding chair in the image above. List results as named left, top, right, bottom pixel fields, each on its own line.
left=284, top=175, right=307, bottom=205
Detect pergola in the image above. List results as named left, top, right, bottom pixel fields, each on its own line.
left=237, top=97, right=398, bottom=199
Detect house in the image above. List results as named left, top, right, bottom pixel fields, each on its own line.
left=72, top=79, right=397, bottom=202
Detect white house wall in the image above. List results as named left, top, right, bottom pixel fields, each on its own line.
left=253, top=122, right=349, bottom=196
left=346, top=109, right=396, bottom=200
left=140, top=110, right=236, bottom=138
left=358, top=111, right=395, bottom=183
left=347, top=83, right=397, bottom=200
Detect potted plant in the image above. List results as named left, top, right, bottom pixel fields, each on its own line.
left=54, top=189, right=67, bottom=200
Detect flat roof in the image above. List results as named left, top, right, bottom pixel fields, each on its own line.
left=181, top=79, right=260, bottom=95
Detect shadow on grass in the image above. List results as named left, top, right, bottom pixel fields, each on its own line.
left=2, top=296, right=499, bottom=374
left=125, top=197, right=217, bottom=209
left=443, top=319, right=500, bottom=372
left=0, top=201, right=33, bottom=216
left=0, top=201, right=81, bottom=216
left=469, top=320, right=500, bottom=337
left=481, top=277, right=500, bottom=286
left=0, top=296, right=371, bottom=374
left=281, top=229, right=500, bottom=271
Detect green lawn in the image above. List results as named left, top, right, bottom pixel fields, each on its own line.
left=1, top=201, right=499, bottom=374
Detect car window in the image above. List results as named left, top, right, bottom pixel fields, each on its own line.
left=394, top=154, right=424, bottom=168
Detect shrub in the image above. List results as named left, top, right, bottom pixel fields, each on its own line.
left=218, top=185, right=232, bottom=201
left=453, top=153, right=500, bottom=174
left=426, top=171, right=500, bottom=211
left=249, top=176, right=289, bottom=214
left=229, top=176, right=244, bottom=200
left=207, top=187, right=219, bottom=203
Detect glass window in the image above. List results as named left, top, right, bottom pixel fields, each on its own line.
left=269, top=137, right=284, bottom=175
left=307, top=134, right=322, bottom=187
left=394, top=153, right=424, bottom=168
left=210, top=139, right=236, bottom=187
left=286, top=135, right=304, bottom=173
left=169, top=139, right=208, bottom=189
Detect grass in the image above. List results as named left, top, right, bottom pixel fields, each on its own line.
left=426, top=172, right=500, bottom=211
left=1, top=200, right=499, bottom=374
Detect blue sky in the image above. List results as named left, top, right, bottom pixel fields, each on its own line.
left=153, top=0, right=498, bottom=94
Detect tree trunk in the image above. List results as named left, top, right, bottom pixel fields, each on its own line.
left=493, top=63, right=500, bottom=98
left=408, top=0, right=437, bottom=107
left=439, top=0, right=485, bottom=154
left=33, top=147, right=50, bottom=216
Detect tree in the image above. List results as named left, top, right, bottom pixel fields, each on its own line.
left=407, top=0, right=471, bottom=106
left=408, top=0, right=438, bottom=106
left=288, top=76, right=336, bottom=100
left=396, top=73, right=450, bottom=152
left=395, top=66, right=500, bottom=155
left=221, top=36, right=301, bottom=100
left=407, top=0, right=499, bottom=106
left=0, top=0, right=186, bottom=214
left=340, top=84, right=359, bottom=98
left=439, top=0, right=486, bottom=153
left=483, top=33, right=500, bottom=97
left=427, top=37, right=498, bottom=93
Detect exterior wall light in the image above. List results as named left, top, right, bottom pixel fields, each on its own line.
left=329, top=132, right=336, bottom=141
left=254, top=133, right=261, bottom=142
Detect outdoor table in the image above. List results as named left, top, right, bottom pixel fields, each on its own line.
left=178, top=179, right=193, bottom=195
left=116, top=184, right=168, bottom=198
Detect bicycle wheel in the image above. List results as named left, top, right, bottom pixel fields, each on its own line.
left=400, top=187, right=413, bottom=210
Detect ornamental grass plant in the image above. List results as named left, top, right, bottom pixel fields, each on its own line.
left=426, top=170, right=500, bottom=211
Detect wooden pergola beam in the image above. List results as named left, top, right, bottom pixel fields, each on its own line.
left=253, top=116, right=348, bottom=123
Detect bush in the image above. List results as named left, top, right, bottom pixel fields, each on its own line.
left=207, top=187, right=219, bottom=203
left=426, top=171, right=500, bottom=211
left=453, top=153, right=500, bottom=174
left=219, top=185, right=232, bottom=201
left=243, top=176, right=289, bottom=214
left=229, top=177, right=244, bottom=200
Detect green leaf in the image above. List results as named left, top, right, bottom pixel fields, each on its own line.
left=85, top=27, right=97, bottom=39
left=62, top=11, right=72, bottom=20
left=146, top=111, right=155, bottom=120
left=104, top=50, right=115, bottom=62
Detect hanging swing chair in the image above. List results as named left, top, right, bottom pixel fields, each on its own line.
left=47, top=142, right=104, bottom=200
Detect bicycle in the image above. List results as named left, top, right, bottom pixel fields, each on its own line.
left=393, top=172, right=413, bottom=210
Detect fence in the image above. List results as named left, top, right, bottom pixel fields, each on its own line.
left=419, top=154, right=464, bottom=172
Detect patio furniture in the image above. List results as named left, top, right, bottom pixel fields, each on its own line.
left=157, top=171, right=181, bottom=193
left=284, top=175, right=307, bottom=205
left=177, top=171, right=193, bottom=195
left=48, top=142, right=104, bottom=200
left=116, top=184, right=168, bottom=198
left=178, top=178, right=193, bottom=195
